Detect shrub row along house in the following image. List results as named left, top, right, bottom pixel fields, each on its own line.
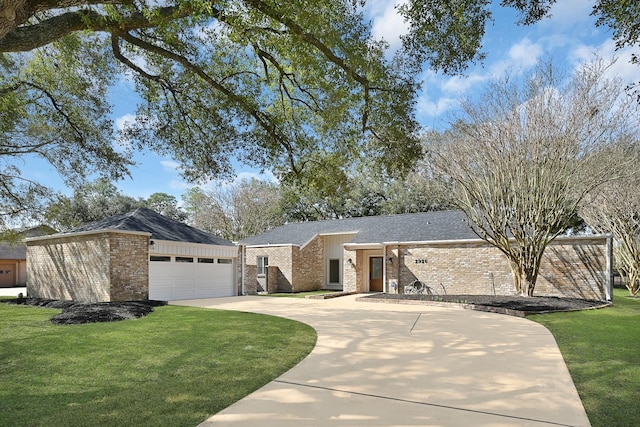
left=25, top=209, right=612, bottom=302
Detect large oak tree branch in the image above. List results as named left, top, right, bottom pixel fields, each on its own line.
left=244, top=0, right=373, bottom=131
left=0, top=5, right=186, bottom=51
left=0, top=0, right=130, bottom=41
left=116, top=30, right=302, bottom=175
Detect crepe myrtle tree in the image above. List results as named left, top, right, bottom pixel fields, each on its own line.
left=581, top=166, right=640, bottom=296
left=425, top=59, right=640, bottom=296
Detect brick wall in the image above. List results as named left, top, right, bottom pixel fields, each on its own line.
left=343, top=249, right=357, bottom=292
left=108, top=233, right=149, bottom=301
left=294, top=236, right=324, bottom=292
left=244, top=238, right=324, bottom=293
left=244, top=246, right=294, bottom=294
left=27, top=232, right=150, bottom=303
left=391, top=237, right=609, bottom=299
left=27, top=234, right=112, bottom=302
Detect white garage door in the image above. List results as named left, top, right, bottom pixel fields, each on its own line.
left=149, top=256, right=235, bottom=300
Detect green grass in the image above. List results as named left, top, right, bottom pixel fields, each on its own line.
left=531, top=288, right=640, bottom=427
left=260, top=290, right=341, bottom=298
left=0, top=303, right=316, bottom=427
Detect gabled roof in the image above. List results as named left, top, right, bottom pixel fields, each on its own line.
left=240, top=210, right=479, bottom=247
left=47, top=208, right=234, bottom=246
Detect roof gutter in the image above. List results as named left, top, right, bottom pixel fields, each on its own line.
left=382, top=233, right=612, bottom=247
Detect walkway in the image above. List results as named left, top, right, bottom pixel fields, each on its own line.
left=173, top=295, right=590, bottom=427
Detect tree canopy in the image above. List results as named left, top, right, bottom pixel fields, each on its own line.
left=1, top=0, right=638, bottom=227
left=0, top=0, right=423, bottom=226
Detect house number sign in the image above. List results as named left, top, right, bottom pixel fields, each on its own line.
left=414, top=259, right=428, bottom=264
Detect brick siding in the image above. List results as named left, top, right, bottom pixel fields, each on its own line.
left=244, top=236, right=609, bottom=300
left=27, top=232, right=149, bottom=303
left=387, top=237, right=608, bottom=299
left=108, top=233, right=149, bottom=301
left=244, top=237, right=324, bottom=293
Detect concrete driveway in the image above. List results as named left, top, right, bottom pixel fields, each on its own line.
left=173, top=295, right=590, bottom=427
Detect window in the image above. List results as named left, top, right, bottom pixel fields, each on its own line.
left=198, top=258, right=214, bottom=263
left=257, top=256, right=268, bottom=276
left=150, top=256, right=171, bottom=262
left=175, top=257, right=194, bottom=263
left=329, top=259, right=340, bottom=283
left=218, top=259, right=233, bottom=264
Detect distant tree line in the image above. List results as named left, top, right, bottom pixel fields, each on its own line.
left=43, top=168, right=456, bottom=242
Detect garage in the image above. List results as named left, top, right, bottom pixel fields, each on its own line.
left=27, top=208, right=238, bottom=303
left=148, top=240, right=237, bottom=300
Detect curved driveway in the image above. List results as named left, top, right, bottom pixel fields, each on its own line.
left=173, top=295, right=590, bottom=427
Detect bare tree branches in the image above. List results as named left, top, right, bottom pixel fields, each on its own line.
left=427, top=58, right=640, bottom=296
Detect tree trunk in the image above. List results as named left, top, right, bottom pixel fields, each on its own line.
left=508, top=258, right=539, bottom=297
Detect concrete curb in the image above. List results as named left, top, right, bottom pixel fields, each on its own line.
left=356, top=295, right=613, bottom=317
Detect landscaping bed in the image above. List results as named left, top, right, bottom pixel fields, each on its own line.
left=360, top=293, right=610, bottom=316
left=2, top=297, right=166, bottom=324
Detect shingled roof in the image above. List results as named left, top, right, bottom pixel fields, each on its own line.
left=0, top=225, right=58, bottom=259
left=56, top=208, right=234, bottom=246
left=240, top=210, right=479, bottom=247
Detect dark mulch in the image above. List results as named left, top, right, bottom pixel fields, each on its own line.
left=361, top=293, right=609, bottom=315
left=2, top=297, right=167, bottom=325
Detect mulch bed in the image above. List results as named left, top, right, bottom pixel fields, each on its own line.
left=360, top=293, right=610, bottom=316
left=2, top=297, right=166, bottom=325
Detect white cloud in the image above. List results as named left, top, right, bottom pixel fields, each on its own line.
left=416, top=95, right=458, bottom=118
left=539, top=0, right=595, bottom=30
left=571, top=39, right=640, bottom=86
left=161, top=160, right=181, bottom=171
left=485, top=38, right=544, bottom=78
left=441, top=73, right=487, bottom=95
left=168, top=179, right=192, bottom=191
left=370, top=0, right=408, bottom=51
left=507, top=38, right=543, bottom=69
left=114, top=113, right=137, bottom=131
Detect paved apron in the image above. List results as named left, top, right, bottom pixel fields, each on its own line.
left=173, top=295, right=590, bottom=427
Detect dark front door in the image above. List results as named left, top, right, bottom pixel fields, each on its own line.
left=369, top=257, right=383, bottom=292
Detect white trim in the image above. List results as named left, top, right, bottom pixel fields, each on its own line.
left=241, top=245, right=246, bottom=296
left=343, top=243, right=384, bottom=250
left=150, top=239, right=237, bottom=258
left=244, top=243, right=297, bottom=248
left=26, top=229, right=151, bottom=242
left=382, top=234, right=611, bottom=247
left=319, top=231, right=358, bottom=237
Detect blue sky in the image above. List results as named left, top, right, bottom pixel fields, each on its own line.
left=25, top=0, right=640, bottom=203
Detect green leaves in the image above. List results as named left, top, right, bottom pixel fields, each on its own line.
left=399, top=0, right=491, bottom=74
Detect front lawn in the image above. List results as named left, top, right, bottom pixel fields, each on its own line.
left=531, top=288, right=640, bottom=427
left=0, top=303, right=316, bottom=426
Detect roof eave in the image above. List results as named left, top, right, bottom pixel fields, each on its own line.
left=25, top=229, right=152, bottom=243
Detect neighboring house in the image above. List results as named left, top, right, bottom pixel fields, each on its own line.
left=239, top=211, right=613, bottom=300
left=26, top=208, right=237, bottom=303
left=0, top=225, right=57, bottom=288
